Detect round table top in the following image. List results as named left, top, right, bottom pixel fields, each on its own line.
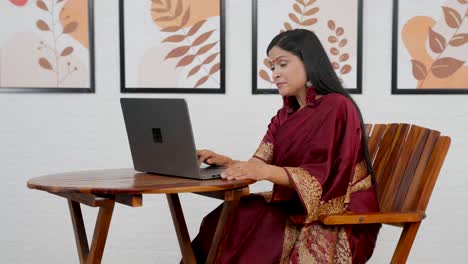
left=27, top=168, right=255, bottom=195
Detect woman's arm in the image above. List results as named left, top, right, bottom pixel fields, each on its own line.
left=221, top=159, right=292, bottom=187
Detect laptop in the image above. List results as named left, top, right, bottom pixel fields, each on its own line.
left=120, top=98, right=224, bottom=180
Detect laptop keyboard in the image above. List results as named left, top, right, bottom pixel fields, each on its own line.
left=199, top=166, right=225, bottom=178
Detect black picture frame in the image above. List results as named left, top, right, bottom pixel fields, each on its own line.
left=0, top=0, right=95, bottom=93
left=120, top=0, right=226, bottom=94
left=252, top=0, right=363, bottom=94
left=391, top=0, right=468, bottom=94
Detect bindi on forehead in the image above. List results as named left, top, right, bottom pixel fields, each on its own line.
left=271, top=55, right=288, bottom=64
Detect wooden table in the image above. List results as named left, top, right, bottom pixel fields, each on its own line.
left=27, top=168, right=254, bottom=264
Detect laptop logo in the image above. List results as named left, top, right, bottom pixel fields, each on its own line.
left=152, top=128, right=163, bottom=143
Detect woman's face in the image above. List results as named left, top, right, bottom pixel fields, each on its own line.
left=267, top=46, right=308, bottom=97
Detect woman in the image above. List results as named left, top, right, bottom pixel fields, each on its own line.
left=193, top=29, right=380, bottom=264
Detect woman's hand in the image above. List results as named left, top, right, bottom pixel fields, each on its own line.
left=221, top=161, right=270, bottom=181
left=196, top=149, right=234, bottom=166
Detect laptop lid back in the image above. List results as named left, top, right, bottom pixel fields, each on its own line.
left=120, top=98, right=200, bottom=179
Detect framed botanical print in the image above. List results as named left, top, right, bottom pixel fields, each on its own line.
left=252, top=0, right=363, bottom=94
left=0, top=0, right=95, bottom=93
left=392, top=0, right=468, bottom=94
left=120, top=0, right=226, bottom=93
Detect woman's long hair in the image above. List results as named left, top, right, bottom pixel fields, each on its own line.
left=267, top=29, right=377, bottom=186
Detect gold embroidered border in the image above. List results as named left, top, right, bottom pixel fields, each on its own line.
left=285, top=167, right=322, bottom=223
left=290, top=225, right=352, bottom=263
left=253, top=141, right=274, bottom=164
left=280, top=218, right=301, bottom=264
left=350, top=175, right=372, bottom=194
left=317, top=195, right=347, bottom=217
left=352, top=161, right=368, bottom=184
left=334, top=227, right=353, bottom=264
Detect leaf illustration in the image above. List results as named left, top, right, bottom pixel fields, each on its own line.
left=296, top=0, right=306, bottom=5
left=293, top=4, right=303, bottom=14
left=63, top=22, right=78, bottom=34
left=410, top=60, right=427, bottom=80
left=195, top=76, right=209, bottom=88
left=161, top=25, right=181, bottom=32
left=259, top=70, right=272, bottom=83
left=328, top=20, right=336, bottom=30
left=263, top=58, right=271, bottom=68
left=192, top=30, right=215, bottom=46
left=151, top=8, right=168, bottom=13
left=304, top=7, right=319, bottom=16
left=38, top=57, right=53, bottom=70
left=188, top=20, right=206, bottom=36
left=162, top=35, right=186, bottom=43
left=336, top=27, right=344, bottom=36
left=458, top=0, right=468, bottom=3
left=449, top=33, right=468, bottom=46
left=152, top=0, right=163, bottom=5
left=442, top=6, right=462, bottom=28
left=60, top=47, right=74, bottom=56
left=308, top=0, right=317, bottom=5
left=36, top=20, right=50, bottom=31
left=328, top=36, right=338, bottom=43
left=339, top=53, right=349, bottom=62
left=36, top=0, right=48, bottom=11
left=302, top=18, right=317, bottom=26
left=284, top=22, right=293, bottom=30
left=174, top=0, right=183, bottom=18
left=196, top=42, right=217, bottom=55
left=209, top=63, right=220, bottom=74
left=165, top=46, right=190, bottom=59
left=339, top=39, right=348, bottom=47
left=180, top=8, right=190, bottom=27
left=428, top=28, right=446, bottom=53
left=202, top=52, right=219, bottom=64
left=431, top=57, right=465, bottom=78
left=330, top=47, right=339, bottom=55
left=57, top=0, right=65, bottom=3
left=153, top=16, right=175, bottom=22
left=176, top=54, right=196, bottom=67
left=289, top=13, right=301, bottom=25
left=340, top=64, right=352, bottom=74
left=332, top=62, right=340, bottom=70
left=187, top=65, right=201, bottom=77
left=165, top=0, right=172, bottom=11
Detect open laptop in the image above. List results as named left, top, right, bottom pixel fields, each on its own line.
left=120, top=98, right=224, bottom=180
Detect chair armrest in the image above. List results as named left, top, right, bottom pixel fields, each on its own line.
left=319, top=211, right=426, bottom=225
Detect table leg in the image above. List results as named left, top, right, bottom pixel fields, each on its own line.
left=205, top=188, right=244, bottom=264
left=166, top=193, right=197, bottom=264
left=68, top=198, right=115, bottom=264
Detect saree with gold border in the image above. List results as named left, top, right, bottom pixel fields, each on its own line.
left=192, top=88, right=380, bottom=264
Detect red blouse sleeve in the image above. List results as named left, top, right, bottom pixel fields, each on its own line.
left=252, top=109, right=283, bottom=164
left=284, top=100, right=363, bottom=224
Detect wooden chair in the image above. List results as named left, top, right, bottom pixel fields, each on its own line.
left=319, top=123, right=451, bottom=263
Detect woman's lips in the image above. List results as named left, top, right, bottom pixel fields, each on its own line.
left=276, top=82, right=286, bottom=88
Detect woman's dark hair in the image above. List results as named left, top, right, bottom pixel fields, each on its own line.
left=267, top=29, right=377, bottom=187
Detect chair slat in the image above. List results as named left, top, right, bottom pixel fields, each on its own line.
left=367, top=124, right=386, bottom=162
left=415, top=136, right=451, bottom=211
left=399, top=130, right=439, bottom=212
left=391, top=126, right=431, bottom=211
left=375, top=124, right=410, bottom=207
left=379, top=124, right=415, bottom=211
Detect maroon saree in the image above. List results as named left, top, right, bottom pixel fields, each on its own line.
left=192, top=88, right=380, bottom=264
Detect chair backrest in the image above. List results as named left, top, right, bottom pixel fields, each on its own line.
left=365, top=124, right=451, bottom=213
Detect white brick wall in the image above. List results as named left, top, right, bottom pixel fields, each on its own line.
left=1, top=0, right=465, bottom=263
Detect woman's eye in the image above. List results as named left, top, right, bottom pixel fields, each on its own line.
left=270, top=67, right=275, bottom=71
left=280, top=63, right=287, bottom=67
